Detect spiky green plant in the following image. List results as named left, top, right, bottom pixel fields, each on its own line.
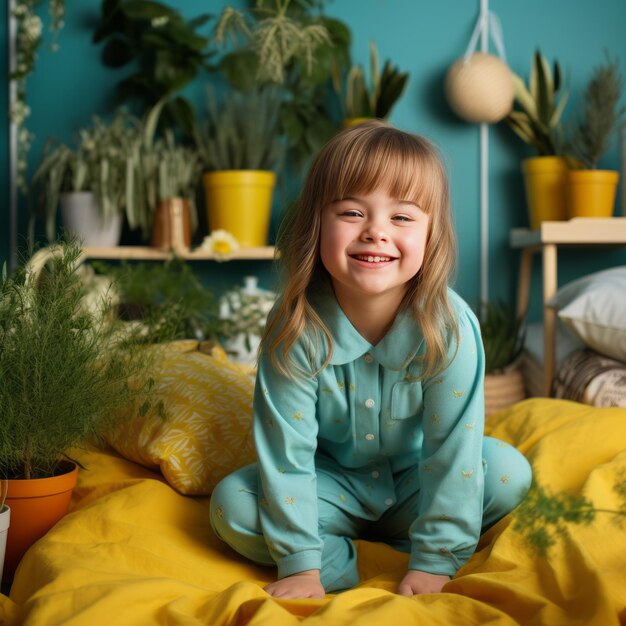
left=480, top=302, right=525, bottom=374
left=0, top=242, right=164, bottom=479
left=570, top=54, right=626, bottom=169
left=195, top=87, right=285, bottom=172
left=344, top=41, right=409, bottom=119
left=506, top=50, right=569, bottom=156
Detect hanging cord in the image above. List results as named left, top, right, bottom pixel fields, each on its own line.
left=463, top=9, right=507, bottom=63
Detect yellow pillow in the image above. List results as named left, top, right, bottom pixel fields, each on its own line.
left=104, top=340, right=256, bottom=495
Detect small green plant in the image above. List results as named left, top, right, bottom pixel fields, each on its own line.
left=33, top=109, right=141, bottom=241
left=480, top=302, right=525, bottom=374
left=514, top=473, right=626, bottom=556
left=194, top=87, right=285, bottom=172
left=506, top=50, right=569, bottom=156
left=343, top=41, right=409, bottom=120
left=569, top=53, right=626, bottom=169
left=93, top=258, right=221, bottom=342
left=0, top=242, right=164, bottom=479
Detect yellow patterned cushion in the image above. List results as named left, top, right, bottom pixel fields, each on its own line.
left=104, top=340, right=256, bottom=495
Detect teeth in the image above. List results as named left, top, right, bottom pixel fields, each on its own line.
left=355, top=255, right=391, bottom=263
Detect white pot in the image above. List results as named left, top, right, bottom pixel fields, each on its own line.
left=60, top=192, right=123, bottom=247
left=0, top=505, right=10, bottom=584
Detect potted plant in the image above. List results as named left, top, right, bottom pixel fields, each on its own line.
left=505, top=50, right=570, bottom=229
left=213, top=0, right=351, bottom=172
left=0, top=242, right=160, bottom=582
left=567, top=54, right=626, bottom=218
left=33, top=109, right=141, bottom=246
left=195, top=87, right=285, bottom=247
left=480, top=302, right=526, bottom=418
left=342, top=41, right=409, bottom=127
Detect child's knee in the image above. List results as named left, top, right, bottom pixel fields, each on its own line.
left=210, top=467, right=259, bottom=541
left=482, top=439, right=532, bottom=526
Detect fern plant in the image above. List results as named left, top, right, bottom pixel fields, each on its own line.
left=506, top=50, right=569, bottom=156
left=569, top=54, right=626, bottom=169
left=344, top=41, right=409, bottom=120
left=0, top=242, right=163, bottom=479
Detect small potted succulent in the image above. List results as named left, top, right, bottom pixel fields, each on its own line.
left=341, top=41, right=409, bottom=127
left=505, top=50, right=570, bottom=229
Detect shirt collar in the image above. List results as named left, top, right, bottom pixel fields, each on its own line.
left=309, top=278, right=424, bottom=371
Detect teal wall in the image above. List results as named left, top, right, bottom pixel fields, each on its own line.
left=3, top=0, right=626, bottom=315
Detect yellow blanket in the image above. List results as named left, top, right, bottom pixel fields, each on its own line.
left=2, top=399, right=626, bottom=625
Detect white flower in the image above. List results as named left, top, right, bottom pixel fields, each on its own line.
left=24, top=15, right=42, bottom=40
left=201, top=230, right=240, bottom=261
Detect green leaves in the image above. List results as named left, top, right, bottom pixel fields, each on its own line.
left=505, top=50, right=568, bottom=156
left=344, top=41, right=409, bottom=120
left=480, top=301, right=524, bottom=374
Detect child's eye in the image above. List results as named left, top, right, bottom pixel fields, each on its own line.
left=340, top=210, right=363, bottom=218
left=392, top=214, right=414, bottom=222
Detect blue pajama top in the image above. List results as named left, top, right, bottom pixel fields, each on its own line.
left=253, top=280, right=485, bottom=579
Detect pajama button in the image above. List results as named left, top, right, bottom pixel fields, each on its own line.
left=384, top=498, right=393, bottom=506
left=364, top=354, right=374, bottom=363
left=365, top=398, right=375, bottom=408
left=371, top=471, right=379, bottom=478
left=365, top=433, right=375, bottom=441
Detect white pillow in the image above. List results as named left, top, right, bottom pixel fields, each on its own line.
left=548, top=266, right=626, bottom=363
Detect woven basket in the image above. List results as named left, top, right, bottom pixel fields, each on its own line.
left=484, top=364, right=526, bottom=418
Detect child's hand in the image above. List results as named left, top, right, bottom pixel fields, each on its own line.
left=264, top=569, right=325, bottom=599
left=397, top=569, right=450, bottom=596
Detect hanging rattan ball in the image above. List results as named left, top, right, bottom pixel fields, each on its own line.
left=445, top=52, right=514, bottom=124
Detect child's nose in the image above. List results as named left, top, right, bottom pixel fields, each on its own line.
left=361, top=225, right=389, bottom=243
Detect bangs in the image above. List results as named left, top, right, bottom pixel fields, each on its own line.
left=322, top=124, right=445, bottom=214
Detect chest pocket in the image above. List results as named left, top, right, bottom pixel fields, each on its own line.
left=390, top=381, right=423, bottom=420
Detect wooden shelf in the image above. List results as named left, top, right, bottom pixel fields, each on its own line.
left=80, top=245, right=276, bottom=261
left=510, top=217, right=626, bottom=248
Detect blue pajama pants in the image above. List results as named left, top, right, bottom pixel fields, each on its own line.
left=210, top=436, right=531, bottom=592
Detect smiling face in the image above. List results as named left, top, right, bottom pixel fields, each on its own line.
left=320, top=188, right=430, bottom=311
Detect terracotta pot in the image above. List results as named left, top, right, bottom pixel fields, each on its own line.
left=3, top=462, right=78, bottom=582
left=152, top=197, right=192, bottom=253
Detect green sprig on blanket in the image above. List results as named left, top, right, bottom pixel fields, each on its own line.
left=514, top=472, right=626, bottom=556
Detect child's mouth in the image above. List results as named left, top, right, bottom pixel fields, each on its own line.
left=350, top=254, right=395, bottom=264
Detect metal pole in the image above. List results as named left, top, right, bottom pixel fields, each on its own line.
left=8, top=0, right=18, bottom=271
left=479, top=0, right=489, bottom=315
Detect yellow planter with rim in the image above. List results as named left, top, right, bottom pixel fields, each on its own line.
left=202, top=170, right=276, bottom=247
left=521, top=156, right=569, bottom=229
left=568, top=169, right=619, bottom=218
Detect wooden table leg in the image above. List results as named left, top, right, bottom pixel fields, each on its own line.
left=542, top=244, right=558, bottom=396
left=516, top=248, right=535, bottom=320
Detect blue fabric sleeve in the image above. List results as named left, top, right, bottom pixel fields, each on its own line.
left=253, top=335, right=323, bottom=578
left=408, top=307, right=486, bottom=575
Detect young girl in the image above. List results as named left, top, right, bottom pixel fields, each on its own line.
left=210, top=120, right=532, bottom=598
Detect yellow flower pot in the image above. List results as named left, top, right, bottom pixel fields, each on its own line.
left=521, top=157, right=569, bottom=229
left=567, top=170, right=619, bottom=218
left=203, top=170, right=276, bottom=247
left=342, top=117, right=374, bottom=129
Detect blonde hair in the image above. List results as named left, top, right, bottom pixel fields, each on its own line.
left=263, top=120, right=458, bottom=379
